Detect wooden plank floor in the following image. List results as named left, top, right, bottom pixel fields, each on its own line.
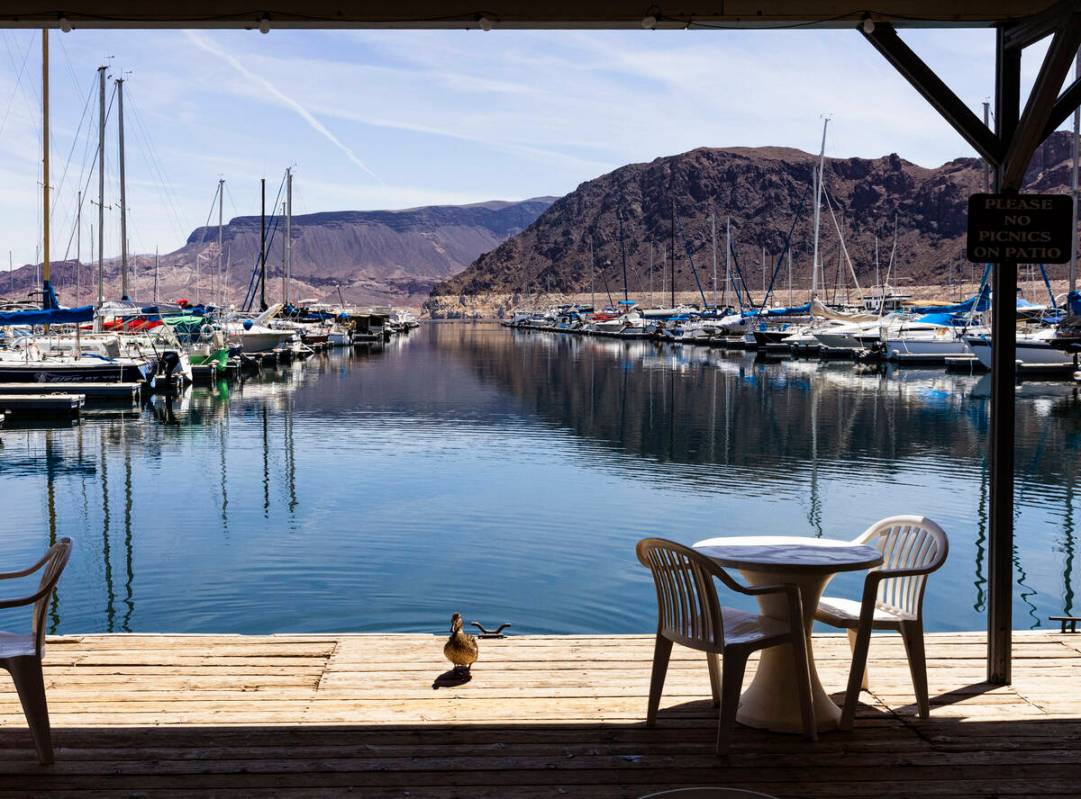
left=1, top=631, right=1079, bottom=797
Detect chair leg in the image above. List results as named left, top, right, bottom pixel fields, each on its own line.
left=789, top=633, right=817, bottom=742
left=706, top=652, right=721, bottom=708
left=7, top=657, right=53, bottom=765
left=841, top=623, right=873, bottom=732
left=646, top=634, right=673, bottom=728
left=847, top=628, right=869, bottom=690
left=900, top=620, right=930, bottom=720
left=716, top=648, right=748, bottom=756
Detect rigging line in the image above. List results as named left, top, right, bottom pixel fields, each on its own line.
left=0, top=30, right=35, bottom=143
left=51, top=81, right=95, bottom=232
left=55, top=33, right=83, bottom=95
left=63, top=88, right=118, bottom=266
left=821, top=185, right=863, bottom=296
left=124, top=90, right=187, bottom=244
left=223, top=181, right=241, bottom=218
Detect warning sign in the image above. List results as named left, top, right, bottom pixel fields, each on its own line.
left=966, top=193, right=1074, bottom=264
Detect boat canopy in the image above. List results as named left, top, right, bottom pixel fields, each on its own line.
left=1068, top=291, right=1081, bottom=317
left=907, top=286, right=990, bottom=315
left=0, top=304, right=95, bottom=326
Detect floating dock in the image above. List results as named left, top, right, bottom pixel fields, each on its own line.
left=0, top=393, right=83, bottom=417
left=0, top=631, right=1077, bottom=796
left=0, top=382, right=140, bottom=400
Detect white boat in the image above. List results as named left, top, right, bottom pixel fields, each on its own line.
left=813, top=320, right=884, bottom=351
left=0, top=346, right=156, bottom=383
left=963, top=328, right=1074, bottom=370
left=882, top=322, right=977, bottom=362
left=226, top=305, right=297, bottom=352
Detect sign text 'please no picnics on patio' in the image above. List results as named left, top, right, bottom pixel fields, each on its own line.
left=966, top=193, right=1074, bottom=264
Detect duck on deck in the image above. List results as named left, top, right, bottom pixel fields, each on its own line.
left=1, top=631, right=1079, bottom=797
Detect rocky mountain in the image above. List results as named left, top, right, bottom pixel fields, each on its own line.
left=4, top=197, right=555, bottom=308
left=431, top=133, right=1079, bottom=306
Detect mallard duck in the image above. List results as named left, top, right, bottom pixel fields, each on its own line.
left=443, top=612, right=479, bottom=673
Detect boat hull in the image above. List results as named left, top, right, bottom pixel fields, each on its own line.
left=0, top=359, right=154, bottom=384
left=964, top=334, right=1074, bottom=369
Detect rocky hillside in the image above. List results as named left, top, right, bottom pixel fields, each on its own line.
left=431, top=132, right=1079, bottom=307
left=5, top=197, right=554, bottom=308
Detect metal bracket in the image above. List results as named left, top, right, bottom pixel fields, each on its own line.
left=470, top=622, right=511, bottom=639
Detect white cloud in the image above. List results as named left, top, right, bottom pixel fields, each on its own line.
left=183, top=30, right=382, bottom=184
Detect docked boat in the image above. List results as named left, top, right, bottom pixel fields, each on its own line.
left=964, top=328, right=1074, bottom=371
left=0, top=347, right=156, bottom=384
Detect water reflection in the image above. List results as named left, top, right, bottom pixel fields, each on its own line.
left=0, top=324, right=1078, bottom=635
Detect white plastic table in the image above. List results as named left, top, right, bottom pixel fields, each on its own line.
left=693, top=535, right=883, bottom=733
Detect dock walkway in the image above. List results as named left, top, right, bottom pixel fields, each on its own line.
left=1, top=631, right=1079, bottom=797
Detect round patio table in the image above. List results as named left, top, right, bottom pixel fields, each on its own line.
left=692, top=535, right=883, bottom=733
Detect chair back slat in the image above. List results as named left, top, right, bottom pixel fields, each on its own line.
left=31, top=538, right=73, bottom=657
left=637, top=539, right=725, bottom=651
left=855, top=517, right=947, bottom=619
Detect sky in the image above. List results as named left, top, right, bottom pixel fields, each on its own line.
left=0, top=25, right=1062, bottom=266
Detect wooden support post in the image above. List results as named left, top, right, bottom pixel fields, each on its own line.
left=988, top=25, right=1021, bottom=687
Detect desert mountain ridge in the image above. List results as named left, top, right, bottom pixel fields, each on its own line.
left=430, top=132, right=1079, bottom=312
left=3, top=197, right=556, bottom=308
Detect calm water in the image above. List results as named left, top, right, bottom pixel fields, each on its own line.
left=1, top=323, right=1079, bottom=636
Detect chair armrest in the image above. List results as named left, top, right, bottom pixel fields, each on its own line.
left=0, top=552, right=51, bottom=581
left=0, top=583, right=55, bottom=610
left=872, top=564, right=940, bottom=579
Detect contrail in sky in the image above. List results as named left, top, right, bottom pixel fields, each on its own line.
left=184, top=30, right=381, bottom=183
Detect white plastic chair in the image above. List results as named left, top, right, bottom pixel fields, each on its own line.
left=814, top=516, right=948, bottom=729
left=636, top=538, right=816, bottom=754
left=0, top=537, right=73, bottom=764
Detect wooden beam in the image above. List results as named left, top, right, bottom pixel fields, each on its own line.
left=0, top=0, right=1060, bottom=29
left=1002, top=11, right=1081, bottom=189
left=862, top=23, right=1003, bottom=165
left=1002, top=0, right=1081, bottom=50
left=987, top=26, right=1021, bottom=688
left=1042, top=75, right=1081, bottom=140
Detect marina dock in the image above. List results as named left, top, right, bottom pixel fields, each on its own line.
left=0, top=382, right=141, bottom=400
left=2, top=631, right=1078, bottom=797
left=0, top=394, right=83, bottom=418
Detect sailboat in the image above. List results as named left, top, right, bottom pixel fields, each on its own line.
left=0, top=33, right=155, bottom=385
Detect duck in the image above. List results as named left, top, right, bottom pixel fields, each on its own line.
left=443, top=612, right=479, bottom=673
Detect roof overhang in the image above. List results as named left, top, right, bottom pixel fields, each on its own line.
left=0, top=1, right=1063, bottom=30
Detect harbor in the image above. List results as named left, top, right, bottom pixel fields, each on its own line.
left=3, top=6, right=1081, bottom=796
left=3, top=324, right=1078, bottom=636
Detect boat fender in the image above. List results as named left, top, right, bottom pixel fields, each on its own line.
left=243, top=319, right=254, bottom=330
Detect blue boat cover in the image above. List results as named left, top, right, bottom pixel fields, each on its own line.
left=1068, top=290, right=1081, bottom=317
left=0, top=305, right=95, bottom=326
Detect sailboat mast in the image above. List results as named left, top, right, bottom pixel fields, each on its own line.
left=116, top=77, right=128, bottom=300
left=589, top=237, right=595, bottom=309
left=285, top=168, right=292, bottom=305
left=259, top=177, right=267, bottom=311
left=723, top=217, right=731, bottom=308
left=96, top=65, right=105, bottom=312
left=787, top=248, right=792, bottom=305
left=648, top=240, right=654, bottom=307
left=618, top=208, right=628, bottom=303
left=217, top=178, right=224, bottom=304
left=153, top=246, right=158, bottom=303
left=76, top=190, right=81, bottom=304
left=669, top=199, right=676, bottom=308
left=280, top=200, right=287, bottom=303
left=41, top=29, right=49, bottom=307
left=710, top=206, right=718, bottom=308
left=1072, top=51, right=1080, bottom=294
left=810, top=117, right=829, bottom=303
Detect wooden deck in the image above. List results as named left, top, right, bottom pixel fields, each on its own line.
left=2, top=631, right=1080, bottom=797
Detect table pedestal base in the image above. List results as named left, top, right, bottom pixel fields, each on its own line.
left=735, top=568, right=842, bottom=733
